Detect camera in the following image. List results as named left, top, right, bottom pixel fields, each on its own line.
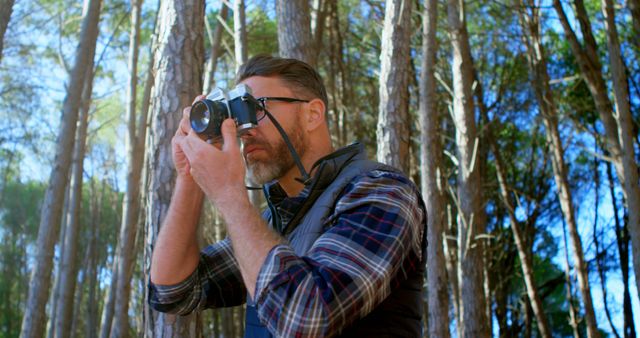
left=190, top=84, right=259, bottom=140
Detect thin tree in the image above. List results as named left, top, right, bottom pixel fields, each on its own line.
left=276, top=0, right=315, bottom=65
left=606, top=158, right=636, bottom=338
left=446, top=0, right=489, bottom=335
left=53, top=54, right=96, bottom=338
left=203, top=4, right=229, bottom=93
left=376, top=0, right=412, bottom=174
left=110, top=0, right=148, bottom=336
left=515, top=0, right=594, bottom=336
left=20, top=0, right=102, bottom=336
left=142, top=0, right=205, bottom=336
left=553, top=0, right=640, bottom=310
left=419, top=0, right=450, bottom=336
left=233, top=0, right=246, bottom=71
left=0, top=0, right=15, bottom=62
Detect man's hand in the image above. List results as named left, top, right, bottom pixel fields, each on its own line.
left=172, top=95, right=206, bottom=178
left=178, top=118, right=248, bottom=206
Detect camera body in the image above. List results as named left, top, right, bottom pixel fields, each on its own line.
left=190, top=84, right=259, bottom=139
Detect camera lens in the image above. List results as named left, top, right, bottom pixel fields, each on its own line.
left=190, top=99, right=228, bottom=138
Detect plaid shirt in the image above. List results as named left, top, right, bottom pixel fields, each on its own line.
left=149, top=170, right=425, bottom=337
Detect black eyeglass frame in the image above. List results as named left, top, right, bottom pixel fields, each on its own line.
left=255, top=97, right=310, bottom=121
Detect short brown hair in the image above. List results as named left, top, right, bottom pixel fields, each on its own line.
left=236, top=55, right=328, bottom=108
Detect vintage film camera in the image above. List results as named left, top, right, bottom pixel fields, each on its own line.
left=190, top=84, right=259, bottom=140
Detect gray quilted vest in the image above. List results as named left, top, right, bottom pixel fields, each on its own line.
left=245, top=142, right=426, bottom=337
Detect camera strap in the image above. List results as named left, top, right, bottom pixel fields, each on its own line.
left=259, top=108, right=311, bottom=185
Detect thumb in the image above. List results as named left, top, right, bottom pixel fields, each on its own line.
left=221, top=118, right=238, bottom=152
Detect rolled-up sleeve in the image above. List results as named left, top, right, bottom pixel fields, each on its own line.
left=149, top=237, right=247, bottom=315
left=253, top=171, right=424, bottom=337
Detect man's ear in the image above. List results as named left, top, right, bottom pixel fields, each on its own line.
left=304, top=98, right=326, bottom=132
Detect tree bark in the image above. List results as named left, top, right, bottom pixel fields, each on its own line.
left=446, top=0, right=489, bottom=335
left=20, top=0, right=102, bottom=336
left=376, top=0, right=412, bottom=174
left=419, top=0, right=450, bottom=336
left=109, top=1, right=147, bottom=337
left=203, top=5, right=228, bottom=93
left=233, top=0, right=247, bottom=72
left=553, top=0, right=640, bottom=312
left=276, top=0, right=315, bottom=65
left=142, top=0, right=204, bottom=336
left=54, top=51, right=95, bottom=338
left=0, top=0, right=15, bottom=62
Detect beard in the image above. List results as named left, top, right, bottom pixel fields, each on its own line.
left=243, top=117, right=307, bottom=185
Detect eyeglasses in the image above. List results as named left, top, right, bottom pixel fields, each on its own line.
left=255, top=97, right=309, bottom=121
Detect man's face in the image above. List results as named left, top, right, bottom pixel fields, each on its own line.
left=239, top=76, right=309, bottom=185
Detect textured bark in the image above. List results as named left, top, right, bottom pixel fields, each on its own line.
left=419, top=0, right=450, bottom=337
left=54, top=55, right=95, bottom=338
left=0, top=0, right=15, bottom=62
left=276, top=0, right=315, bottom=65
left=376, top=0, right=412, bottom=174
left=446, top=0, right=489, bottom=336
left=203, top=5, right=228, bottom=93
left=553, top=0, right=640, bottom=311
left=142, top=0, right=204, bottom=336
left=110, top=0, right=146, bottom=336
left=233, top=0, right=247, bottom=71
left=20, top=0, right=102, bottom=336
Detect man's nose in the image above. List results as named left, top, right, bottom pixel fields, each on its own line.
left=240, top=127, right=257, bottom=140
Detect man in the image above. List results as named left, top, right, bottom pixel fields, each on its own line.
left=149, top=55, right=426, bottom=337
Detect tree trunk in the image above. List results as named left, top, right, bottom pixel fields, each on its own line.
left=99, top=256, right=119, bottom=338
left=553, top=0, right=640, bottom=311
left=513, top=2, right=587, bottom=337
left=419, top=0, right=450, bottom=336
left=562, top=218, right=581, bottom=338
left=0, top=0, right=14, bottom=62
left=376, top=0, right=412, bottom=174
left=446, top=0, right=489, bottom=335
left=110, top=0, right=146, bottom=336
left=142, top=0, right=204, bottom=336
left=54, top=51, right=95, bottom=338
left=489, top=128, right=552, bottom=338
left=607, top=160, right=636, bottom=338
left=20, top=0, right=102, bottom=336
left=203, top=5, right=228, bottom=93
left=276, top=0, right=315, bottom=65
left=233, top=0, right=247, bottom=72
left=600, top=0, right=640, bottom=309
left=85, top=179, right=101, bottom=338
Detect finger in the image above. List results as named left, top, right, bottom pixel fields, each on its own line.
left=179, top=132, right=200, bottom=160
left=192, top=94, right=206, bottom=104
left=220, top=119, right=239, bottom=152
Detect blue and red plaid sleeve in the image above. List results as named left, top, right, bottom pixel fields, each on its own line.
left=253, top=170, right=425, bottom=337
left=148, top=237, right=246, bottom=314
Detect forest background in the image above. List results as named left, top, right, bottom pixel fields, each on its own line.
left=0, top=0, right=639, bottom=337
